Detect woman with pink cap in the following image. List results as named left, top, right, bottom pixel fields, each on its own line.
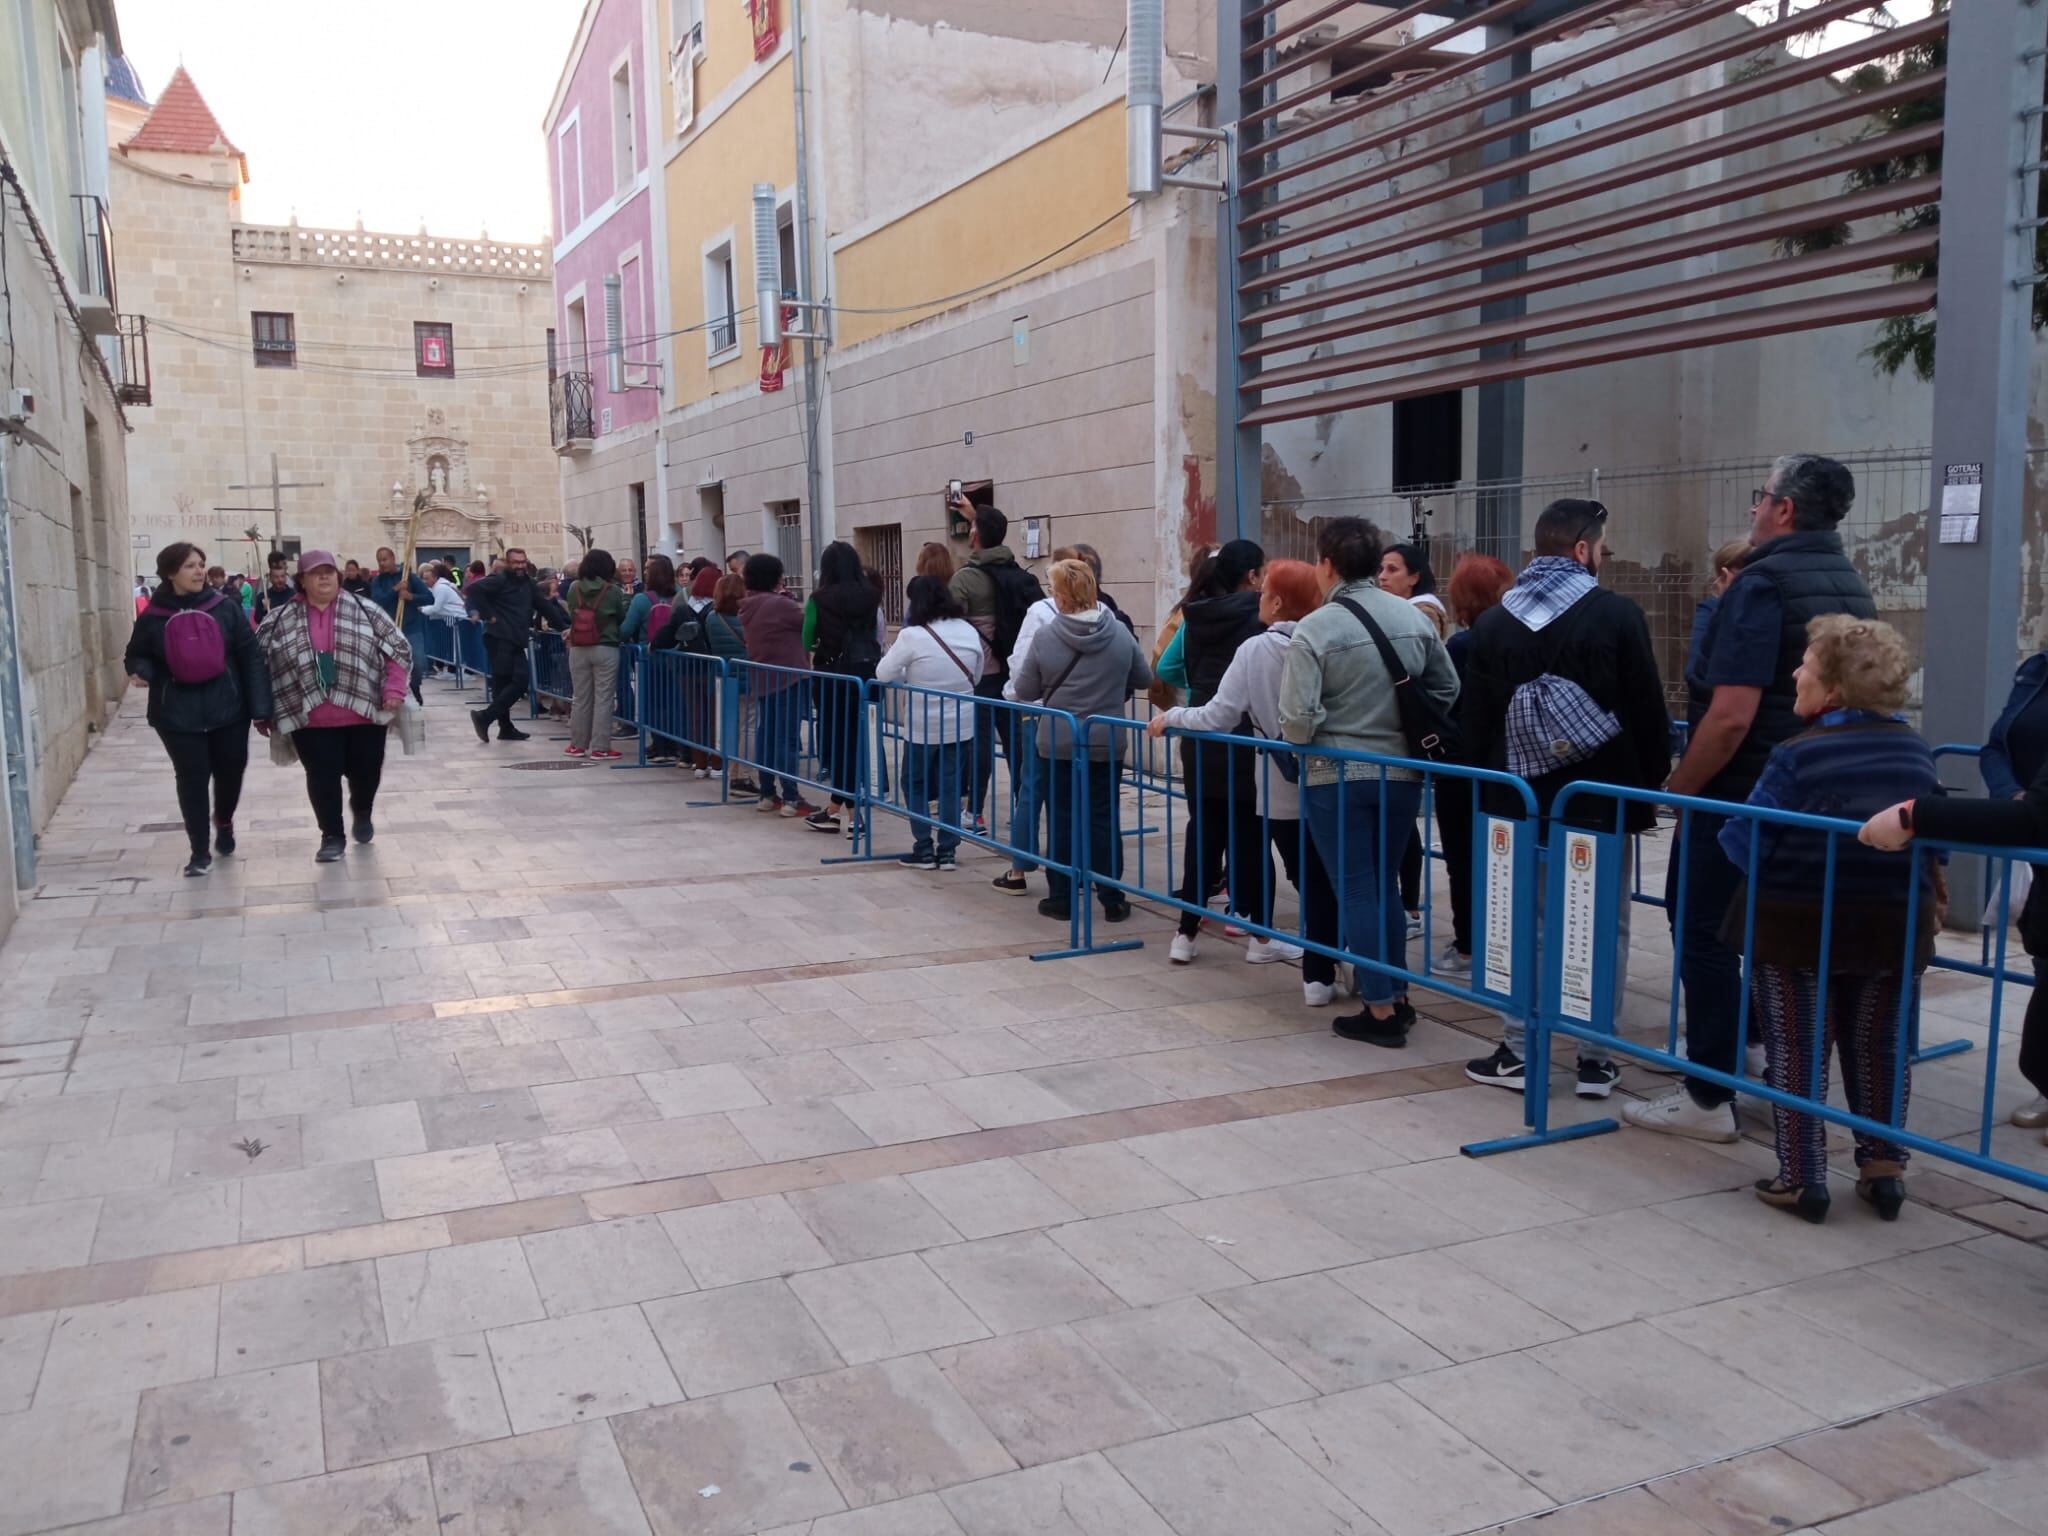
left=255, top=549, right=412, bottom=863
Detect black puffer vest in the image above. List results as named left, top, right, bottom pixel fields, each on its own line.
left=1705, top=529, right=1874, bottom=800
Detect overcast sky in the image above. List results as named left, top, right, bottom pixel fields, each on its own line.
left=118, top=0, right=581, bottom=244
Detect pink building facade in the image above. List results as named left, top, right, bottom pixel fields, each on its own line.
left=544, top=0, right=669, bottom=560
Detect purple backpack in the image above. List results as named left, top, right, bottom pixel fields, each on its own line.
left=164, top=594, right=229, bottom=685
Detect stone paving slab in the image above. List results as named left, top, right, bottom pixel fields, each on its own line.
left=2, top=692, right=2047, bottom=1534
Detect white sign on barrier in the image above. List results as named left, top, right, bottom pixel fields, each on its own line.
left=1482, top=817, right=1515, bottom=996
left=1559, top=829, right=1599, bottom=1024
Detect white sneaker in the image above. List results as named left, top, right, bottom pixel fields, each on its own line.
left=1245, top=937, right=1305, bottom=965
left=2012, top=1094, right=2048, bottom=1129
left=1405, top=912, right=1424, bottom=941
left=1436, top=944, right=1471, bottom=977
left=1303, top=980, right=1340, bottom=1007
left=1169, top=934, right=1198, bottom=965
left=1620, top=1088, right=1741, bottom=1144
left=1746, top=1042, right=1769, bottom=1081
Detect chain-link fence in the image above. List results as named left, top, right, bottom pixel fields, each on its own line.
left=1260, top=449, right=1937, bottom=711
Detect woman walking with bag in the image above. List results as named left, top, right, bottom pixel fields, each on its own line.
left=256, top=550, right=412, bottom=864
left=126, top=542, right=272, bottom=877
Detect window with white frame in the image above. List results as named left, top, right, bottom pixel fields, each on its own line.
left=703, top=237, right=738, bottom=359
left=669, top=0, right=705, bottom=134
left=610, top=59, right=635, bottom=194
left=556, top=116, right=583, bottom=234
left=671, top=0, right=705, bottom=60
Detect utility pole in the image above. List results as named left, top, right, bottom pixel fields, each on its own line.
left=1921, top=0, right=2044, bottom=927
left=790, top=0, right=828, bottom=567
left=216, top=453, right=325, bottom=556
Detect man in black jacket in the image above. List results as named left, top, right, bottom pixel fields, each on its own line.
left=465, top=547, right=570, bottom=743
left=253, top=551, right=295, bottom=623
left=1630, top=453, right=1876, bottom=1142
left=1460, top=500, right=1672, bottom=1100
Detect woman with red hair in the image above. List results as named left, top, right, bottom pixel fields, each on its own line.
left=1148, top=559, right=1344, bottom=1005
left=1436, top=553, right=1515, bottom=975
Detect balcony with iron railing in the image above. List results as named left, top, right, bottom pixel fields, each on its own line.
left=72, top=194, right=118, bottom=337
left=550, top=372, right=595, bottom=453
left=115, top=315, right=152, bottom=407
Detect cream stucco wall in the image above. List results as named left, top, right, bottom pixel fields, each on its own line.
left=115, top=152, right=563, bottom=573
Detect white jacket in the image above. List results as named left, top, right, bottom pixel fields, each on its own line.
left=427, top=578, right=469, bottom=626
left=1002, top=597, right=1059, bottom=701
left=876, top=618, right=983, bottom=742
left=1156, top=621, right=1300, bottom=819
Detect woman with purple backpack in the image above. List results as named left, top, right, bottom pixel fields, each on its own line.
left=125, top=542, right=273, bottom=878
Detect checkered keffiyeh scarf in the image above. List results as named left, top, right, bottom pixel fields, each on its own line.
left=259, top=592, right=411, bottom=736
left=1500, top=556, right=1598, bottom=632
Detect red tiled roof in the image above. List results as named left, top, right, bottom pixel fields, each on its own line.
left=123, top=67, right=247, bottom=178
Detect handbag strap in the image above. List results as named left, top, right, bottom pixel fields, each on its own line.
left=1041, top=648, right=1086, bottom=706
left=922, top=623, right=978, bottom=684
left=1331, top=595, right=1418, bottom=695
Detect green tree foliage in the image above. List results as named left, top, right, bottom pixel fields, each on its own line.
left=1778, top=1, right=2045, bottom=381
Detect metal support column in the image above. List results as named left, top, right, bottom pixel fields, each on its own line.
left=1214, top=0, right=1262, bottom=544
left=1923, top=0, right=2045, bottom=927
left=1474, top=26, right=1532, bottom=564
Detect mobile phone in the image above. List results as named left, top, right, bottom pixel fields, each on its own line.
left=948, top=479, right=963, bottom=507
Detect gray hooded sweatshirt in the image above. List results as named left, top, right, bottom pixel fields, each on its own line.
left=1008, top=606, right=1151, bottom=760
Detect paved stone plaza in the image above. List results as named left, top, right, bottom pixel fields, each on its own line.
left=3, top=686, right=2048, bottom=1536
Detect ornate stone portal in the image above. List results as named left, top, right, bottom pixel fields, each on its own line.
left=380, top=408, right=502, bottom=560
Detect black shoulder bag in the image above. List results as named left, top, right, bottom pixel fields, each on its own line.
left=1332, top=596, right=1461, bottom=764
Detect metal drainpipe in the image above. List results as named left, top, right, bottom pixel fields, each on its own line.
left=790, top=0, right=828, bottom=569
left=0, top=441, right=36, bottom=891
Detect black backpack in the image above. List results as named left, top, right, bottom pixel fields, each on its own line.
left=652, top=603, right=712, bottom=655
left=985, top=561, right=1047, bottom=673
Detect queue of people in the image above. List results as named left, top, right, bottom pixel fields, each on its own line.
left=124, top=457, right=2026, bottom=1233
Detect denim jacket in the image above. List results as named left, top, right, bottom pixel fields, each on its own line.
left=1983, top=651, right=2048, bottom=801
left=1277, top=579, right=1459, bottom=785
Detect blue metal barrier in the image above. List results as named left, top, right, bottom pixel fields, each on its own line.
left=1464, top=780, right=2048, bottom=1198
left=715, top=659, right=883, bottom=865
left=530, top=632, right=572, bottom=715
left=638, top=647, right=740, bottom=804
left=1080, top=715, right=1541, bottom=1015
left=864, top=684, right=1142, bottom=961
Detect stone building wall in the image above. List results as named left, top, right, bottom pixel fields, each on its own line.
left=0, top=172, right=132, bottom=939
left=114, top=155, right=564, bottom=574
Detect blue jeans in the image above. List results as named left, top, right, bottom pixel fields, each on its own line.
left=1043, top=756, right=1123, bottom=912
left=1305, top=777, right=1423, bottom=1004
left=903, top=740, right=965, bottom=858
left=1010, top=728, right=1043, bottom=873
left=1669, top=808, right=1744, bottom=1106
left=754, top=687, right=802, bottom=803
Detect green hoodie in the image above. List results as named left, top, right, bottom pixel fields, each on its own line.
left=567, top=578, right=630, bottom=645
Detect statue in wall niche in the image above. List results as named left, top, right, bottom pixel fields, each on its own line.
left=428, top=460, right=449, bottom=496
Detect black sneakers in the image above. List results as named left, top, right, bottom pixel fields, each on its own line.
left=183, top=854, right=212, bottom=878
left=213, top=822, right=236, bottom=856
left=1575, top=1060, right=1622, bottom=1099
left=316, top=835, right=346, bottom=863
left=470, top=710, right=491, bottom=744
left=1466, top=1045, right=1526, bottom=1091
left=499, top=726, right=532, bottom=742
left=1333, top=1009, right=1408, bottom=1048
left=898, top=850, right=938, bottom=871
left=351, top=818, right=375, bottom=845
left=991, top=870, right=1029, bottom=896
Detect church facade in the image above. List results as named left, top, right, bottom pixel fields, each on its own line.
left=112, top=69, right=565, bottom=578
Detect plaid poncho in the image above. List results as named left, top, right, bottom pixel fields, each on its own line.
left=259, top=592, right=412, bottom=737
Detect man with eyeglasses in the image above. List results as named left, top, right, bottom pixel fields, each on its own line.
left=1459, top=498, right=1672, bottom=1101
left=1629, top=453, right=1875, bottom=1143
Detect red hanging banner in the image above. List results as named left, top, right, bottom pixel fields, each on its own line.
left=759, top=303, right=795, bottom=393
left=750, top=0, right=779, bottom=60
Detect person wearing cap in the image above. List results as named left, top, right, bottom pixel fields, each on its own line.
left=256, top=550, right=412, bottom=863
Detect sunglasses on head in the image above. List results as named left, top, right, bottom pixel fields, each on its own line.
left=1575, top=502, right=1609, bottom=548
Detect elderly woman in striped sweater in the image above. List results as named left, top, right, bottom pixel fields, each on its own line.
left=1718, top=614, right=1939, bottom=1226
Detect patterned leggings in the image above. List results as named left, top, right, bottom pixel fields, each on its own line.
left=1751, top=963, right=1913, bottom=1187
